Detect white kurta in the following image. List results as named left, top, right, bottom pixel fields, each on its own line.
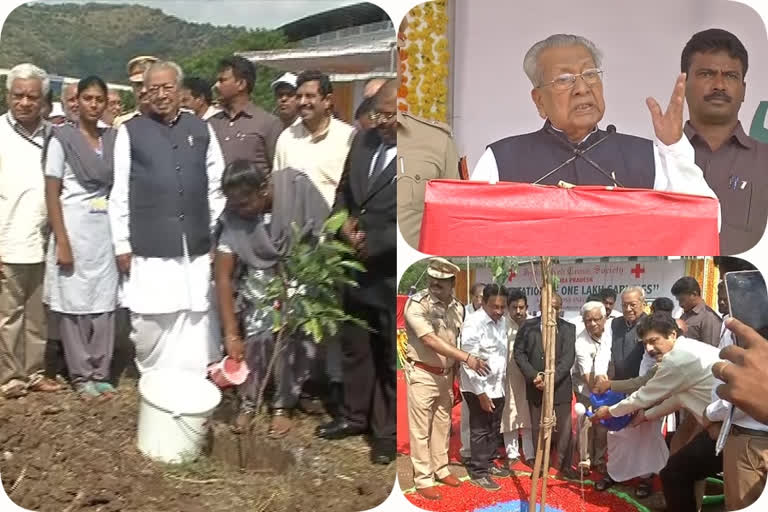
left=606, top=352, right=669, bottom=482
left=108, top=119, right=226, bottom=375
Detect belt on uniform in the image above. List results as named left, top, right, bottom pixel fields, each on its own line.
left=732, top=425, right=768, bottom=438
left=407, top=358, right=451, bottom=376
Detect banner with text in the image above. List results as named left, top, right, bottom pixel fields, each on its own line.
left=475, top=260, right=687, bottom=316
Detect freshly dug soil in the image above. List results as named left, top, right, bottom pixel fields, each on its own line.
left=0, top=382, right=394, bottom=512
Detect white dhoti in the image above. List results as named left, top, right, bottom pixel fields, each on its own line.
left=606, top=353, right=669, bottom=481
left=124, top=240, right=222, bottom=377
left=132, top=311, right=220, bottom=375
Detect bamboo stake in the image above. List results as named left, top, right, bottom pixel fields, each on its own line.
left=528, top=257, right=557, bottom=512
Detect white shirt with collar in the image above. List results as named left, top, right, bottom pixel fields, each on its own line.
left=573, top=326, right=612, bottom=397
left=470, top=121, right=717, bottom=203
left=460, top=308, right=508, bottom=399
left=0, top=112, right=50, bottom=263
left=717, top=313, right=735, bottom=350
left=608, top=337, right=722, bottom=423
left=108, top=114, right=225, bottom=314
left=368, top=142, right=397, bottom=179
left=272, top=116, right=356, bottom=207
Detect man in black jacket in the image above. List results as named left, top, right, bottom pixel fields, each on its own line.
left=315, top=81, right=397, bottom=465
left=513, top=294, right=577, bottom=476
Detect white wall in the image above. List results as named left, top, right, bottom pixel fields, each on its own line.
left=451, top=0, right=768, bottom=170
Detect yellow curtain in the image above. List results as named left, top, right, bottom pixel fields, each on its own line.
left=684, top=257, right=719, bottom=309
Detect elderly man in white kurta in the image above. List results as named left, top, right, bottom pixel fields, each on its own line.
left=0, top=63, right=63, bottom=398
left=109, top=61, right=225, bottom=375
left=470, top=34, right=717, bottom=208
left=573, top=301, right=611, bottom=474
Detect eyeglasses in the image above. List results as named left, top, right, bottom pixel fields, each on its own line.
left=539, top=68, right=603, bottom=91
left=146, top=83, right=177, bottom=95
left=368, top=111, right=396, bottom=123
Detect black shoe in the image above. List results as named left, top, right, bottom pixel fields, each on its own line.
left=469, top=476, right=501, bottom=491
left=327, top=381, right=344, bottom=418
left=371, top=439, right=395, bottom=465
left=461, top=456, right=471, bottom=467
left=314, top=419, right=364, bottom=440
left=488, top=466, right=511, bottom=478
left=560, top=467, right=581, bottom=480
left=596, top=475, right=616, bottom=492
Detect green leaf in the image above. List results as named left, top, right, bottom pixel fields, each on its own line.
left=323, top=210, right=348, bottom=233
left=339, top=260, right=366, bottom=272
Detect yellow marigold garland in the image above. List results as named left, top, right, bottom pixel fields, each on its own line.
left=398, top=0, right=450, bottom=123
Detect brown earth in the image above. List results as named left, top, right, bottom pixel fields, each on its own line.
left=0, top=382, right=394, bottom=512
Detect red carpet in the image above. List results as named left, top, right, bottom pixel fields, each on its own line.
left=404, top=475, right=648, bottom=512
left=397, top=369, right=661, bottom=511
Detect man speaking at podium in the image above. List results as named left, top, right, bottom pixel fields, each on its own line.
left=471, top=33, right=715, bottom=199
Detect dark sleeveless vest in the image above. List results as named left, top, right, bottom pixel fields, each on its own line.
left=610, top=313, right=647, bottom=380
left=489, top=120, right=655, bottom=188
left=125, top=112, right=211, bottom=258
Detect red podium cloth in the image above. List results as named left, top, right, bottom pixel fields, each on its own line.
left=419, top=180, right=719, bottom=255
left=396, top=295, right=408, bottom=329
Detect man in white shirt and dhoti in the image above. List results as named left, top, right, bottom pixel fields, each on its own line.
left=109, top=61, right=225, bottom=375
left=573, top=300, right=611, bottom=475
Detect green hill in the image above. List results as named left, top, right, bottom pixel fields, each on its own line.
left=0, top=2, right=271, bottom=82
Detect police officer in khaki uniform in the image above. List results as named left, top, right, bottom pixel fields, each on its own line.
left=113, top=55, right=158, bottom=128
left=397, top=111, right=460, bottom=250
left=404, top=257, right=490, bottom=500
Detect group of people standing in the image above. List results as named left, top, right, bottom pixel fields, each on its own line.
left=0, top=53, right=398, bottom=463
left=404, top=257, right=768, bottom=511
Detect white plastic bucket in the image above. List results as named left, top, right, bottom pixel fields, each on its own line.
left=137, top=369, right=222, bottom=464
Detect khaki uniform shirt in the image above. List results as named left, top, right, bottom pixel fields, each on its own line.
left=404, top=289, right=464, bottom=369
left=397, top=112, right=460, bottom=249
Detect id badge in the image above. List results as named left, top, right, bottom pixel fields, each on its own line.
left=89, top=197, right=108, bottom=213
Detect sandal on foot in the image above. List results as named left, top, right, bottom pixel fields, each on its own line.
left=0, top=379, right=27, bottom=399
left=635, top=480, right=652, bottom=498
left=93, top=381, right=117, bottom=397
left=74, top=381, right=100, bottom=399
left=232, top=411, right=254, bottom=434
left=268, top=409, right=293, bottom=439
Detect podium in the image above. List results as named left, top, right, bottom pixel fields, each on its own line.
left=418, top=180, right=719, bottom=255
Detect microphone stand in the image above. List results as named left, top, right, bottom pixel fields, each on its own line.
left=533, top=126, right=624, bottom=187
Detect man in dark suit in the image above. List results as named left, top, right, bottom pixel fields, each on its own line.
left=315, top=80, right=397, bottom=465
left=513, top=294, right=577, bottom=477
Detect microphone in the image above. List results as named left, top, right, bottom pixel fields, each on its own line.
left=533, top=124, right=624, bottom=187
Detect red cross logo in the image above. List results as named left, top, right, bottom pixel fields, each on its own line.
left=631, top=263, right=645, bottom=279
